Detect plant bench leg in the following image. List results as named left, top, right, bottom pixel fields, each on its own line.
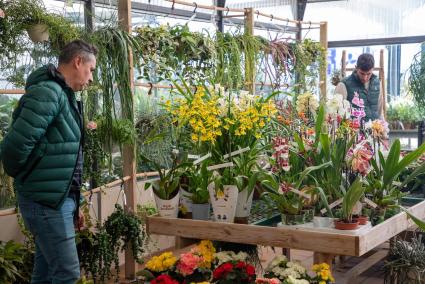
left=313, top=252, right=335, bottom=269
left=175, top=236, right=199, bottom=249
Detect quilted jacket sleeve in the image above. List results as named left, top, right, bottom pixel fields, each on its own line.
left=1, top=84, right=61, bottom=177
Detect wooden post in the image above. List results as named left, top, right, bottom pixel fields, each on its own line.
left=380, top=49, right=386, bottom=119
left=118, top=0, right=137, bottom=280
left=313, top=252, right=335, bottom=269
left=319, top=21, right=328, bottom=102
left=341, top=50, right=347, bottom=78
left=244, top=8, right=255, bottom=95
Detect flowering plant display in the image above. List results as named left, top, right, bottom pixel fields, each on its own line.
left=311, top=263, right=335, bottom=284
left=212, top=261, right=256, bottom=283
left=255, top=278, right=281, bottom=284
left=213, top=250, right=249, bottom=266
left=145, top=252, right=178, bottom=273
left=151, top=274, right=179, bottom=284
left=263, top=255, right=309, bottom=283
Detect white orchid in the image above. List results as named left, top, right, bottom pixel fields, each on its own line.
left=326, top=93, right=351, bottom=119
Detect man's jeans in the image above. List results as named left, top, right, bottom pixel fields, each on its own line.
left=18, top=194, right=80, bottom=284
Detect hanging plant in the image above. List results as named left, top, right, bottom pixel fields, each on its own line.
left=408, top=50, right=425, bottom=116
left=291, top=38, right=326, bottom=96
left=87, top=26, right=141, bottom=158
left=77, top=204, right=145, bottom=282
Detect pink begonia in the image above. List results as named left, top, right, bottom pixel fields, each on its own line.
left=0, top=9, right=5, bottom=18
left=86, top=121, right=97, bottom=130
left=176, top=251, right=203, bottom=276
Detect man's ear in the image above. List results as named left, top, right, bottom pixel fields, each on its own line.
left=73, top=55, right=83, bottom=69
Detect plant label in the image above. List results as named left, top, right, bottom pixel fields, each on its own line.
left=207, top=162, right=234, bottom=171
left=321, top=198, right=343, bottom=214
left=364, top=197, right=378, bottom=209
left=290, top=188, right=311, bottom=199
left=193, top=153, right=211, bottom=165
left=223, top=147, right=250, bottom=159
left=188, top=154, right=201, bottom=159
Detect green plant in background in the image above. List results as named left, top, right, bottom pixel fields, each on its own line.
left=367, top=140, right=425, bottom=211
left=78, top=204, right=145, bottom=283
left=384, top=234, right=425, bottom=284
left=408, top=50, right=425, bottom=117
left=142, top=153, right=191, bottom=200
left=0, top=240, right=27, bottom=283
left=0, top=0, right=81, bottom=85
left=187, top=162, right=212, bottom=204
left=291, top=38, right=326, bottom=96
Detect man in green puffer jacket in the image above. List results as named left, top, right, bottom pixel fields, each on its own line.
left=335, top=53, right=384, bottom=122
left=1, top=40, right=97, bottom=284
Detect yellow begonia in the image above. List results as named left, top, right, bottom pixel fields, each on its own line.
left=145, top=251, right=177, bottom=272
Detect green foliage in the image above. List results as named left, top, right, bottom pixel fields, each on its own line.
left=77, top=204, right=145, bottom=283
left=367, top=140, right=425, bottom=208
left=291, top=38, right=326, bottom=96
left=187, top=162, right=212, bottom=204
left=409, top=50, right=425, bottom=116
left=341, top=177, right=364, bottom=222
left=142, top=154, right=191, bottom=200
left=0, top=240, right=29, bottom=283
left=385, top=234, right=425, bottom=283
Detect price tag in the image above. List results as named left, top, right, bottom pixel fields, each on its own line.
left=193, top=153, right=211, bottom=165
left=188, top=154, right=200, bottom=159
left=290, top=188, right=311, bottom=199
left=364, top=197, right=378, bottom=209
left=321, top=198, right=343, bottom=214
left=207, top=162, right=234, bottom=171
left=223, top=147, right=250, bottom=159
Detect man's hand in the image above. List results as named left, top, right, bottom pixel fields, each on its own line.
left=75, top=209, right=85, bottom=230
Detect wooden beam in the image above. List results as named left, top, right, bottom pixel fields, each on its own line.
left=342, top=248, right=388, bottom=284
left=341, top=50, right=347, bottom=78
left=147, top=216, right=360, bottom=256
left=358, top=200, right=425, bottom=255
left=380, top=49, right=386, bottom=119
left=118, top=0, right=137, bottom=279
left=244, top=7, right=255, bottom=95
left=319, top=21, right=328, bottom=102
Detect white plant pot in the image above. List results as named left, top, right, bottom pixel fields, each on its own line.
left=313, top=216, right=334, bottom=228
left=235, top=187, right=254, bottom=218
left=179, top=188, right=193, bottom=213
left=154, top=191, right=180, bottom=218
left=208, top=184, right=238, bottom=223
left=27, top=24, right=49, bottom=43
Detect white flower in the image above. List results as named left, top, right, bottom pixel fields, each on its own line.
left=287, top=275, right=310, bottom=284
left=326, top=93, right=351, bottom=119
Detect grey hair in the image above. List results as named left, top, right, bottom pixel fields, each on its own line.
left=58, top=39, right=98, bottom=65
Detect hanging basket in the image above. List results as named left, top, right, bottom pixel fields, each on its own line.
left=208, top=184, right=238, bottom=223
left=27, top=23, right=49, bottom=43
left=154, top=191, right=180, bottom=218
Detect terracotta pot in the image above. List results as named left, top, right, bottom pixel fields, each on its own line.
left=334, top=219, right=360, bottom=230
left=353, top=215, right=369, bottom=225
left=27, top=23, right=49, bottom=43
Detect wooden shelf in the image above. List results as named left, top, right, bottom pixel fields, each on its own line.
left=147, top=199, right=425, bottom=257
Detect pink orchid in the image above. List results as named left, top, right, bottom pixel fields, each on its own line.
left=351, top=92, right=364, bottom=108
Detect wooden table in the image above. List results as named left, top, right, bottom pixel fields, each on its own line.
left=147, top=199, right=425, bottom=267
